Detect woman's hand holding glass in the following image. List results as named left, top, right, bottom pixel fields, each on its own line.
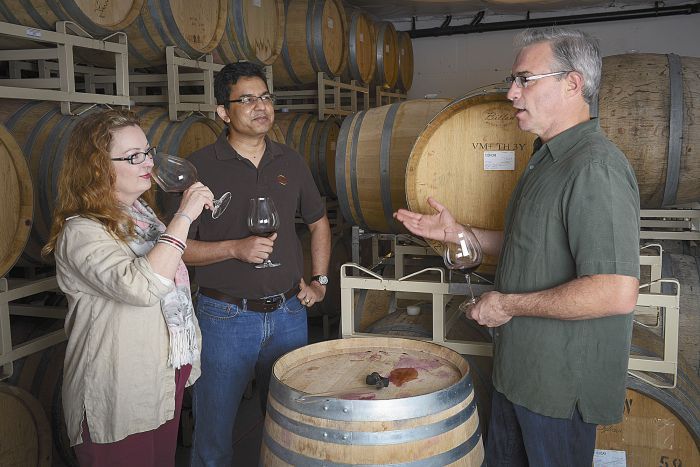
left=152, top=152, right=231, bottom=219
left=177, top=182, right=215, bottom=223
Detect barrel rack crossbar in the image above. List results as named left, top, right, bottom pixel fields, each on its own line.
left=340, top=251, right=681, bottom=389
left=0, top=277, right=67, bottom=381
left=640, top=208, right=700, bottom=241
left=375, top=86, right=408, bottom=106
left=340, top=262, right=495, bottom=358
left=0, top=20, right=129, bottom=115
left=275, top=72, right=370, bottom=120
left=123, top=46, right=223, bottom=121
left=95, top=46, right=263, bottom=122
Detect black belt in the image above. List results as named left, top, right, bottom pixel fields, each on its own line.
left=199, top=285, right=300, bottom=312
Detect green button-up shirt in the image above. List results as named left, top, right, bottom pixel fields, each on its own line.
left=492, top=118, right=640, bottom=425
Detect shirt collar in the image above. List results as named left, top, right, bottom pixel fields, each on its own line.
left=213, top=128, right=284, bottom=163
left=535, top=118, right=600, bottom=162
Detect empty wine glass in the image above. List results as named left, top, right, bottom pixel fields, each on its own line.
left=248, top=197, right=280, bottom=268
left=152, top=153, right=231, bottom=219
left=443, top=225, right=483, bottom=312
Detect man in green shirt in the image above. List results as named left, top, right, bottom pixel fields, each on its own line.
left=395, top=28, right=640, bottom=465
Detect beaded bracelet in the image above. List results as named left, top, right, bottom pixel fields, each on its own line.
left=173, top=211, right=193, bottom=224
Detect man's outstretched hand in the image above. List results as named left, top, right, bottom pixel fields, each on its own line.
left=394, top=197, right=458, bottom=241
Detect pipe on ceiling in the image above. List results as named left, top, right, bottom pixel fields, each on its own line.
left=406, top=3, right=699, bottom=38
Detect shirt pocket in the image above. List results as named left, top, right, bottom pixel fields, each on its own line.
left=508, top=199, right=546, bottom=258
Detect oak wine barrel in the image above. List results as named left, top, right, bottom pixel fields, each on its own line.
left=0, top=123, right=32, bottom=277
left=272, top=0, right=348, bottom=88
left=373, top=21, right=399, bottom=90
left=267, top=122, right=286, bottom=144
left=598, top=53, right=700, bottom=208
left=406, top=89, right=536, bottom=267
left=260, top=337, right=484, bottom=465
left=335, top=98, right=450, bottom=233
left=6, top=315, right=76, bottom=466
left=275, top=112, right=340, bottom=197
left=395, top=31, right=414, bottom=92
left=0, top=101, right=100, bottom=266
left=136, top=107, right=223, bottom=158
left=124, top=0, right=228, bottom=68
left=340, top=8, right=376, bottom=85
left=0, top=0, right=143, bottom=36
left=596, top=323, right=699, bottom=465
left=0, top=102, right=224, bottom=265
left=214, top=0, right=285, bottom=66
left=0, top=383, right=52, bottom=466
left=359, top=295, right=494, bottom=435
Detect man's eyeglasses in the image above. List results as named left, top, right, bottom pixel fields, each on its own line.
left=110, top=146, right=157, bottom=165
left=505, top=71, right=571, bottom=88
left=227, top=94, right=276, bottom=106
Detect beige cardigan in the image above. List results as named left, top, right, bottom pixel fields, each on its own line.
left=55, top=217, right=201, bottom=445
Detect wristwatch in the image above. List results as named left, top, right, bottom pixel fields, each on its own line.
left=311, top=275, right=329, bottom=286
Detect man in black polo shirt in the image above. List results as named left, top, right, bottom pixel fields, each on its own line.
left=183, top=62, right=331, bottom=467
left=395, top=28, right=640, bottom=465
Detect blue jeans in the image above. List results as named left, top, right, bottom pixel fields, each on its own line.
left=190, top=293, right=308, bottom=467
left=486, top=390, right=597, bottom=467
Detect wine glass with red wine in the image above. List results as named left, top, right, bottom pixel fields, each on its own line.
left=443, top=226, right=483, bottom=311
left=151, top=153, right=231, bottom=219
left=248, top=197, right=280, bottom=268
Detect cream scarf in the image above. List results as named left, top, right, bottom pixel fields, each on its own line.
left=126, top=199, right=198, bottom=369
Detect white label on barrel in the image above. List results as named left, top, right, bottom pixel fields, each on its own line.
left=360, top=32, right=364, bottom=42
left=327, top=18, right=334, bottom=29
left=386, top=45, right=391, bottom=53
left=252, top=0, right=261, bottom=7
left=484, top=151, right=515, bottom=170
left=592, top=449, right=626, bottom=466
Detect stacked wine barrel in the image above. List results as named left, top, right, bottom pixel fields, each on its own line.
left=274, top=112, right=341, bottom=198
left=0, top=101, right=226, bottom=266
left=0, top=0, right=228, bottom=68
left=272, top=0, right=349, bottom=88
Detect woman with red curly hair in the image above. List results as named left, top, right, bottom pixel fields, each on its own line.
left=43, top=109, right=214, bottom=466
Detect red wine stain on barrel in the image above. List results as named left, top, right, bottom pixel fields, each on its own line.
left=389, top=367, right=418, bottom=387
left=342, top=392, right=377, bottom=400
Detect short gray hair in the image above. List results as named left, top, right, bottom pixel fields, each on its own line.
left=514, top=28, right=601, bottom=104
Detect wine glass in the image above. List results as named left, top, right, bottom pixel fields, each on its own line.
left=248, top=197, right=280, bottom=268
left=152, top=153, right=231, bottom=219
left=443, top=225, right=483, bottom=312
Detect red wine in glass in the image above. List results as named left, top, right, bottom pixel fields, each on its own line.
left=151, top=153, right=231, bottom=219
left=248, top=197, right=280, bottom=268
left=443, top=226, right=483, bottom=311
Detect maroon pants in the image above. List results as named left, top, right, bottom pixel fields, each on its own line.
left=74, top=364, right=191, bottom=467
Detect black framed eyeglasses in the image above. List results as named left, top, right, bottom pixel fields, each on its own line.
left=227, top=94, right=276, bottom=106
left=110, top=146, right=157, bottom=165
left=505, top=71, right=572, bottom=88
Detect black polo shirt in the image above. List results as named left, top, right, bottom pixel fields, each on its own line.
left=186, top=130, right=325, bottom=298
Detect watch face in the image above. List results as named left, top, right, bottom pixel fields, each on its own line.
left=315, top=275, right=329, bottom=285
